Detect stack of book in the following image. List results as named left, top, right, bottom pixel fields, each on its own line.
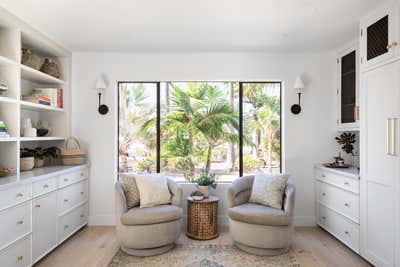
left=0, top=121, right=10, bottom=138
left=21, top=88, right=63, bottom=108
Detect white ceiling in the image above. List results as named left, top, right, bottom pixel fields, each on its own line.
left=0, top=0, right=385, bottom=52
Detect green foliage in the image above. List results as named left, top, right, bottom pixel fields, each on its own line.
left=191, top=169, right=217, bottom=189
left=134, top=158, right=154, bottom=173
left=20, top=148, right=34, bottom=158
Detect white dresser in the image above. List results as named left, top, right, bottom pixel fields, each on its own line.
left=315, top=164, right=360, bottom=253
left=0, top=165, right=89, bottom=267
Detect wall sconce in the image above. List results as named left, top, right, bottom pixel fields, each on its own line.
left=291, top=76, right=305, bottom=115
left=95, top=77, right=109, bottom=115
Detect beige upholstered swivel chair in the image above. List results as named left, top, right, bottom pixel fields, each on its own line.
left=115, top=179, right=183, bottom=256
left=227, top=175, right=295, bottom=256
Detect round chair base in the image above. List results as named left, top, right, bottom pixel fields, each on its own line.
left=121, top=244, right=175, bottom=257
left=235, top=242, right=289, bottom=256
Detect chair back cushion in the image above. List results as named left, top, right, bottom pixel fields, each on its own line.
left=120, top=173, right=140, bottom=209
left=135, top=173, right=172, bottom=208
left=249, top=170, right=289, bottom=209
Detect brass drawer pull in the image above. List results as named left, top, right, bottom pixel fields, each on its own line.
left=321, top=174, right=326, bottom=178
left=16, top=220, right=23, bottom=225
left=322, top=192, right=326, bottom=196
left=64, top=199, right=69, bottom=202
left=344, top=182, right=350, bottom=186
left=344, top=203, right=350, bottom=207
left=80, top=214, right=85, bottom=218
left=43, top=184, right=49, bottom=188
left=17, top=256, right=23, bottom=261
left=344, top=231, right=350, bottom=235
left=35, top=204, right=41, bottom=208
left=80, top=191, right=84, bottom=195
left=16, top=193, right=23, bottom=198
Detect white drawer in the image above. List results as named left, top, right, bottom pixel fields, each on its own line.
left=58, top=169, right=88, bottom=188
left=58, top=203, right=88, bottom=243
left=316, top=180, right=359, bottom=223
left=0, top=183, right=31, bottom=211
left=316, top=203, right=360, bottom=253
left=0, top=201, right=32, bottom=249
left=0, top=235, right=31, bottom=267
left=57, top=180, right=88, bottom=215
left=316, top=169, right=359, bottom=194
left=33, top=177, right=57, bottom=197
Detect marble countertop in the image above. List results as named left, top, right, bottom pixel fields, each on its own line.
left=315, top=164, right=360, bottom=179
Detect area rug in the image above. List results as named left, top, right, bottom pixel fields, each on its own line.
left=108, top=244, right=300, bottom=267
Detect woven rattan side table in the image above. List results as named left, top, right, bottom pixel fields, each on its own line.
left=186, top=196, right=219, bottom=240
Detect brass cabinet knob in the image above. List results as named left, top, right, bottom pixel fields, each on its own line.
left=35, top=204, right=41, bottom=208
left=80, top=214, right=85, bottom=218
left=344, top=203, right=350, bottom=207
left=16, top=220, right=23, bottom=225
left=387, top=41, right=398, bottom=49
left=80, top=172, right=84, bottom=177
left=344, top=182, right=350, bottom=186
left=64, top=178, right=69, bottom=182
left=43, top=184, right=49, bottom=188
left=322, top=192, right=326, bottom=196
left=321, top=174, right=326, bottom=178
left=64, top=225, right=69, bottom=229
left=17, top=256, right=23, bottom=261
left=64, top=199, right=69, bottom=202
left=16, top=192, right=23, bottom=198
left=344, top=231, right=350, bottom=235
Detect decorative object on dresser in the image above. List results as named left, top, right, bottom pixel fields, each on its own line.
left=40, top=58, right=61, bottom=78
left=186, top=195, right=219, bottom=240
left=190, top=190, right=205, bottom=201
left=227, top=175, right=295, bottom=256
left=191, top=169, right=217, bottom=198
left=0, top=83, right=8, bottom=96
left=60, top=138, right=87, bottom=165
left=22, top=118, right=37, bottom=137
left=0, top=167, right=14, bottom=177
left=315, top=164, right=360, bottom=253
left=37, top=120, right=50, bottom=137
left=290, top=76, right=305, bottom=115
left=115, top=178, right=183, bottom=256
left=20, top=149, right=35, bottom=171
left=94, top=76, right=109, bottom=115
left=0, top=121, right=10, bottom=138
left=23, top=147, right=60, bottom=168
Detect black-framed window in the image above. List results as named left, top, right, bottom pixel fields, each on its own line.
left=118, top=81, right=281, bottom=181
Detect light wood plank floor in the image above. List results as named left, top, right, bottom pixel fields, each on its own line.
left=35, top=226, right=372, bottom=267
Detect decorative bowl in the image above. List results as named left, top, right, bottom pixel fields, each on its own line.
left=37, top=129, right=49, bottom=137
left=192, top=195, right=204, bottom=201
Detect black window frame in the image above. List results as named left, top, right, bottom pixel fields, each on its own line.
left=118, top=81, right=282, bottom=178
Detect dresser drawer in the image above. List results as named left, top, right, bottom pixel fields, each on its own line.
left=0, top=201, right=32, bottom=249
left=58, top=169, right=88, bottom=188
left=33, top=177, right=57, bottom=197
left=0, top=183, right=31, bottom=211
left=316, top=181, right=359, bottom=223
left=316, top=169, right=359, bottom=194
left=57, top=180, right=88, bottom=214
left=58, top=203, right=88, bottom=243
left=0, top=235, right=31, bottom=267
left=316, top=203, right=360, bottom=253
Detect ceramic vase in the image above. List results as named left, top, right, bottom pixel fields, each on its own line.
left=20, top=157, right=34, bottom=171
left=198, top=185, right=209, bottom=198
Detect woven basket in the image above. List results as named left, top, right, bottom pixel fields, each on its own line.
left=60, top=138, right=86, bottom=165
left=187, top=196, right=219, bottom=240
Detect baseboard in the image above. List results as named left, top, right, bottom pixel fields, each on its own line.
left=89, top=214, right=316, bottom=227
left=88, top=214, right=115, bottom=226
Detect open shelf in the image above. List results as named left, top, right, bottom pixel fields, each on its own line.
left=0, top=96, right=17, bottom=104
left=0, top=137, right=17, bottom=142
left=20, top=101, right=64, bottom=112
left=0, top=55, right=18, bottom=67
left=21, top=64, right=65, bottom=85
left=20, top=136, right=65, bottom=142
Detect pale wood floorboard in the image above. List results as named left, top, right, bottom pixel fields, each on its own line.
left=34, top=226, right=372, bottom=267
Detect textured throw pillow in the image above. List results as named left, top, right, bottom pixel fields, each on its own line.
left=249, top=170, right=289, bottom=209
left=134, top=173, right=171, bottom=208
left=120, top=174, right=141, bottom=209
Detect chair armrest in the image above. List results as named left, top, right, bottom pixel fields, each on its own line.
left=168, top=178, right=183, bottom=207
left=227, top=175, right=254, bottom=208
left=115, top=180, right=128, bottom=215
left=283, top=180, right=295, bottom=217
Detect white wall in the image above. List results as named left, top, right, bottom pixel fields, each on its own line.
left=71, top=52, right=338, bottom=226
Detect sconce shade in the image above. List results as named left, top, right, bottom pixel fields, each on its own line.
left=95, top=77, right=107, bottom=91
left=294, top=77, right=305, bottom=94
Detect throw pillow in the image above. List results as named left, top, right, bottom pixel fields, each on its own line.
left=134, top=173, right=171, bottom=208
left=249, top=170, right=289, bottom=209
left=120, top=173, right=140, bottom=209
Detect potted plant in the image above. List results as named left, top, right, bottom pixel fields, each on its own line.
left=32, top=147, right=59, bottom=167
left=20, top=149, right=35, bottom=171
left=191, top=170, right=217, bottom=198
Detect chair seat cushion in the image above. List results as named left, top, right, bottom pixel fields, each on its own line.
left=228, top=203, right=290, bottom=226
left=121, top=205, right=183, bottom=225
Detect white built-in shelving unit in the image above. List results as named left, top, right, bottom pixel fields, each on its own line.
left=0, top=6, right=71, bottom=185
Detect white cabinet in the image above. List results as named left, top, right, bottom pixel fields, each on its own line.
left=315, top=165, right=360, bottom=253
left=360, top=2, right=400, bottom=71
left=33, top=191, right=57, bottom=263
left=360, top=60, right=400, bottom=267
left=337, top=43, right=360, bottom=130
